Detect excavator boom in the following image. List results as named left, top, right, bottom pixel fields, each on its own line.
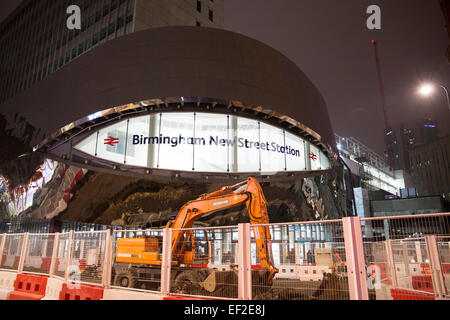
left=167, top=177, right=278, bottom=283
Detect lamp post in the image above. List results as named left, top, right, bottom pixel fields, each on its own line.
left=418, top=83, right=450, bottom=111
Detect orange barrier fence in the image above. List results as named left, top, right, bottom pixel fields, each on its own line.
left=412, top=276, right=434, bottom=293
left=390, top=288, right=435, bottom=300
left=59, top=283, right=104, bottom=300
left=7, top=274, right=48, bottom=300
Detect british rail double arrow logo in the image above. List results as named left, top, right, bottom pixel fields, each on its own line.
left=104, top=136, right=119, bottom=146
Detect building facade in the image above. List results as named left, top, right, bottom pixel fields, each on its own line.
left=0, top=0, right=224, bottom=104
left=409, top=135, right=450, bottom=198
left=0, top=26, right=347, bottom=222
left=335, top=134, right=407, bottom=196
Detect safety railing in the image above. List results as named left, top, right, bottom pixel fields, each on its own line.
left=69, top=230, right=108, bottom=285
left=361, top=213, right=450, bottom=300
left=0, top=233, right=25, bottom=272
left=437, top=236, right=450, bottom=298
left=249, top=220, right=349, bottom=300
left=168, top=226, right=239, bottom=300
left=23, top=233, right=57, bottom=275
left=53, top=232, right=72, bottom=279
left=0, top=212, right=449, bottom=300
left=110, top=228, right=164, bottom=292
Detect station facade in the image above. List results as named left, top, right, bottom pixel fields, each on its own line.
left=1, top=26, right=346, bottom=220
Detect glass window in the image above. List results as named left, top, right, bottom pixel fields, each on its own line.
left=92, top=32, right=99, bottom=45
left=126, top=8, right=134, bottom=24
left=111, top=0, right=118, bottom=11
left=96, top=120, right=129, bottom=163
left=125, top=114, right=159, bottom=168
left=194, top=113, right=228, bottom=172
left=285, top=131, right=306, bottom=171
left=259, top=122, right=285, bottom=172
left=100, top=27, right=107, bottom=40
left=108, top=21, right=116, bottom=35
left=74, top=131, right=97, bottom=156
left=209, top=9, right=213, bottom=22
left=85, top=38, right=92, bottom=50
left=157, top=113, right=194, bottom=171
left=310, top=144, right=321, bottom=170
left=103, top=4, right=110, bottom=17
left=73, top=113, right=326, bottom=174
left=233, top=116, right=259, bottom=172
left=117, top=16, right=124, bottom=29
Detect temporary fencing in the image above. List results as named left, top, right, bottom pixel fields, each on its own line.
left=361, top=213, right=450, bottom=300
left=0, top=212, right=449, bottom=300
left=69, top=230, right=108, bottom=285
left=23, top=233, right=56, bottom=275
left=250, top=220, right=349, bottom=300
left=111, top=228, right=164, bottom=292
left=0, top=234, right=24, bottom=271
left=168, top=226, right=239, bottom=300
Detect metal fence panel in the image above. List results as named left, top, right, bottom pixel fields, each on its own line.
left=360, top=213, right=450, bottom=300
left=111, top=228, right=164, bottom=292
left=437, top=236, right=450, bottom=297
left=53, top=232, right=72, bottom=278
left=361, top=214, right=450, bottom=241
left=69, top=230, right=107, bottom=285
left=251, top=221, right=349, bottom=300
left=0, top=233, right=24, bottom=271
left=23, top=233, right=56, bottom=275
left=168, top=226, right=239, bottom=299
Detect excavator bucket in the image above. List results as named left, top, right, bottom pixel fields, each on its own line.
left=200, top=269, right=238, bottom=294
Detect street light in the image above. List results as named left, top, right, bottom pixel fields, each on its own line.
left=417, top=82, right=450, bottom=111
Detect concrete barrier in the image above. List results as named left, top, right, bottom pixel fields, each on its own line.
left=7, top=274, right=48, bottom=300
left=0, top=270, right=18, bottom=300
left=295, top=265, right=332, bottom=281
left=102, top=288, right=164, bottom=300
left=42, top=277, right=64, bottom=300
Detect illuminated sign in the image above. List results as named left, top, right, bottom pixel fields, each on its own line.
left=74, top=112, right=331, bottom=173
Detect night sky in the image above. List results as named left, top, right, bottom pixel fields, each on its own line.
left=1, top=0, right=449, bottom=155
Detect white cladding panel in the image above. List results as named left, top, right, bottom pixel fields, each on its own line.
left=75, top=113, right=331, bottom=173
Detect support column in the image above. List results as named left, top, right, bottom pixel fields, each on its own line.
left=402, top=241, right=410, bottom=277
left=425, top=235, right=447, bottom=299
left=18, top=233, right=30, bottom=273
left=64, top=230, right=74, bottom=281
left=383, top=220, right=390, bottom=240
left=385, top=240, right=398, bottom=288
left=160, top=228, right=172, bottom=296
left=0, top=234, right=6, bottom=267
left=49, top=233, right=60, bottom=277
left=102, top=229, right=113, bottom=288
left=415, top=241, right=423, bottom=263
left=342, top=217, right=369, bottom=300
left=238, top=223, right=252, bottom=300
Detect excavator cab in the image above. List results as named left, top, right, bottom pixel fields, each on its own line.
left=177, top=229, right=210, bottom=265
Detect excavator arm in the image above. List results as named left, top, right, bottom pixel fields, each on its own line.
left=166, top=177, right=278, bottom=283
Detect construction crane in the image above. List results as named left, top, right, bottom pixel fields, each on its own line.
left=371, top=40, right=394, bottom=170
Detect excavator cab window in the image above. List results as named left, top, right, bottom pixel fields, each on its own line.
left=185, top=233, right=193, bottom=252
left=193, top=229, right=209, bottom=262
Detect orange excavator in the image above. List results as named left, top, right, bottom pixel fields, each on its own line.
left=112, top=177, right=278, bottom=295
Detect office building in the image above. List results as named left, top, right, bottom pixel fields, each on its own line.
left=409, top=135, right=450, bottom=198
left=0, top=0, right=224, bottom=104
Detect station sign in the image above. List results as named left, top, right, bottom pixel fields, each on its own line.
left=75, top=112, right=330, bottom=173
